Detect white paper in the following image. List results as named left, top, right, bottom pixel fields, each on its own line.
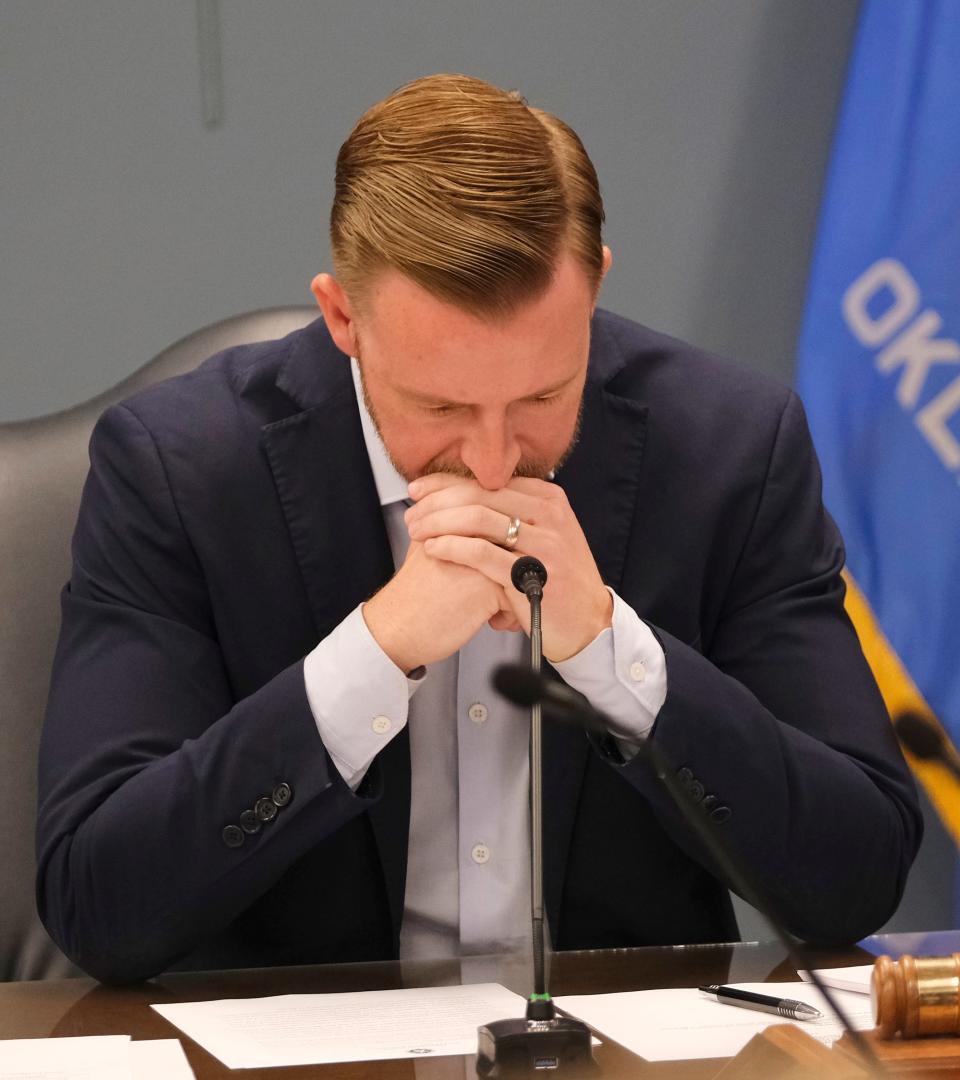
left=129, top=1040, right=195, bottom=1080
left=0, top=1035, right=131, bottom=1080
left=0, top=1037, right=194, bottom=1080
left=555, top=981, right=874, bottom=1062
left=152, top=982, right=526, bottom=1069
left=799, top=964, right=873, bottom=995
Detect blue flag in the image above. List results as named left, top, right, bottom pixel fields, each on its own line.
left=796, top=2, right=960, bottom=845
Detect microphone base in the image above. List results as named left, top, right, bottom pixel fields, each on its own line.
left=476, top=1016, right=596, bottom=1077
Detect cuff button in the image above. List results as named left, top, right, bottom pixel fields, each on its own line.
left=272, top=782, right=293, bottom=807
left=255, top=796, right=278, bottom=822
left=240, top=809, right=261, bottom=834
left=222, top=824, right=245, bottom=848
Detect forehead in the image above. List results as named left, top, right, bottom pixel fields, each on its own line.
left=357, top=252, right=595, bottom=402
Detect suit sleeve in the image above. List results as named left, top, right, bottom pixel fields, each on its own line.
left=599, top=390, right=922, bottom=944
left=36, top=404, right=380, bottom=983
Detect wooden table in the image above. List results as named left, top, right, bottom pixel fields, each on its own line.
left=0, top=937, right=885, bottom=1078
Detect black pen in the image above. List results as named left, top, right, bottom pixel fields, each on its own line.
left=698, top=984, right=822, bottom=1022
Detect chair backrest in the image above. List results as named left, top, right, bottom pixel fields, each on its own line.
left=0, top=306, right=318, bottom=981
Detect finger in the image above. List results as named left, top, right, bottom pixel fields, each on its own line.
left=409, top=505, right=544, bottom=549
left=409, top=472, right=558, bottom=501
left=407, top=473, right=472, bottom=500
left=502, top=476, right=560, bottom=496
left=488, top=610, right=522, bottom=632
left=423, top=535, right=516, bottom=590
left=407, top=483, right=544, bottom=527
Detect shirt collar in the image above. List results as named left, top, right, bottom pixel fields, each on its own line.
left=350, top=357, right=410, bottom=507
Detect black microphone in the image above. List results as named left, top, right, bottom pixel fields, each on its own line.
left=491, top=662, right=887, bottom=1077
left=511, top=555, right=547, bottom=599
left=492, top=665, right=607, bottom=734
left=894, top=711, right=960, bottom=781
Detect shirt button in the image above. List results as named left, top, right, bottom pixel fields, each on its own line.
left=629, top=660, right=647, bottom=683
left=372, top=715, right=392, bottom=735
left=471, top=843, right=491, bottom=865
left=468, top=702, right=488, bottom=724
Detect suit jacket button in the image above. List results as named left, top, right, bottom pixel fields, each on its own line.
left=255, top=796, right=278, bottom=822
left=710, top=806, right=732, bottom=824
left=688, top=780, right=705, bottom=803
left=240, top=809, right=261, bottom=834
left=272, top=782, right=293, bottom=808
left=222, top=824, right=244, bottom=848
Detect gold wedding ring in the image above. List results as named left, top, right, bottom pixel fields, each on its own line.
left=504, top=517, right=521, bottom=550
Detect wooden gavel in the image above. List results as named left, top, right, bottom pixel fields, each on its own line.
left=873, top=953, right=960, bottom=1038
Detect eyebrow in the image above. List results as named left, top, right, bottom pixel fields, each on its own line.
left=399, top=371, right=581, bottom=408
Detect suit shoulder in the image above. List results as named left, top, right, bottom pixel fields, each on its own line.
left=592, top=309, right=795, bottom=430
left=115, top=331, right=297, bottom=433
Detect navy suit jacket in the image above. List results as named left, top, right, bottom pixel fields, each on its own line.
left=37, top=311, right=921, bottom=983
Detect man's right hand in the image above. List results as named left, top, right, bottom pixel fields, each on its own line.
left=362, top=539, right=520, bottom=674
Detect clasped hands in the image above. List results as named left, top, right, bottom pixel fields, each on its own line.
left=363, top=473, right=613, bottom=674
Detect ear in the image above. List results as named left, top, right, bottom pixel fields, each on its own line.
left=310, top=273, right=359, bottom=357
left=591, top=246, right=613, bottom=311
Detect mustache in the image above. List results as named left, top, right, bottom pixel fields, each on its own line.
left=415, top=456, right=555, bottom=482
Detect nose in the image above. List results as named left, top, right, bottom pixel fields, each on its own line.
left=460, top=414, right=521, bottom=490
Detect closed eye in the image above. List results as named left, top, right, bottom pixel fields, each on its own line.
left=424, top=393, right=560, bottom=415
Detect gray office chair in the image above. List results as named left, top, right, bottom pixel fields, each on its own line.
left=0, top=305, right=318, bottom=981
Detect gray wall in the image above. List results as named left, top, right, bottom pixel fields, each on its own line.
left=5, top=2, right=950, bottom=935
left=5, top=0, right=858, bottom=421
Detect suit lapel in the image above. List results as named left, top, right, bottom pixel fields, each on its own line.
left=260, top=324, right=411, bottom=942
left=556, top=320, right=649, bottom=590
left=260, top=382, right=393, bottom=640
left=543, top=316, right=649, bottom=931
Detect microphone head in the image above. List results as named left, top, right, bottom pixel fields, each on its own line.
left=894, top=712, right=945, bottom=761
left=492, top=663, right=544, bottom=707
left=511, top=556, right=547, bottom=595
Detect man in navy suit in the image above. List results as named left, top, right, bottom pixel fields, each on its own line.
left=38, top=75, right=921, bottom=983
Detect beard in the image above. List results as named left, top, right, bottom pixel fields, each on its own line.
left=356, top=355, right=584, bottom=484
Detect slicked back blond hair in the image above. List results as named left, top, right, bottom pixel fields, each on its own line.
left=331, top=74, right=605, bottom=317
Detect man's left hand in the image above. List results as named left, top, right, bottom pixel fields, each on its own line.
left=405, top=473, right=613, bottom=662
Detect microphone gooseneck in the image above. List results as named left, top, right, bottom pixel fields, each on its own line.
left=477, top=560, right=596, bottom=1075
left=491, top=663, right=887, bottom=1078
left=524, top=565, right=546, bottom=1004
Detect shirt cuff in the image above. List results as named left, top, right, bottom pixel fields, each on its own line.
left=552, top=588, right=667, bottom=750
left=303, top=604, right=424, bottom=790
